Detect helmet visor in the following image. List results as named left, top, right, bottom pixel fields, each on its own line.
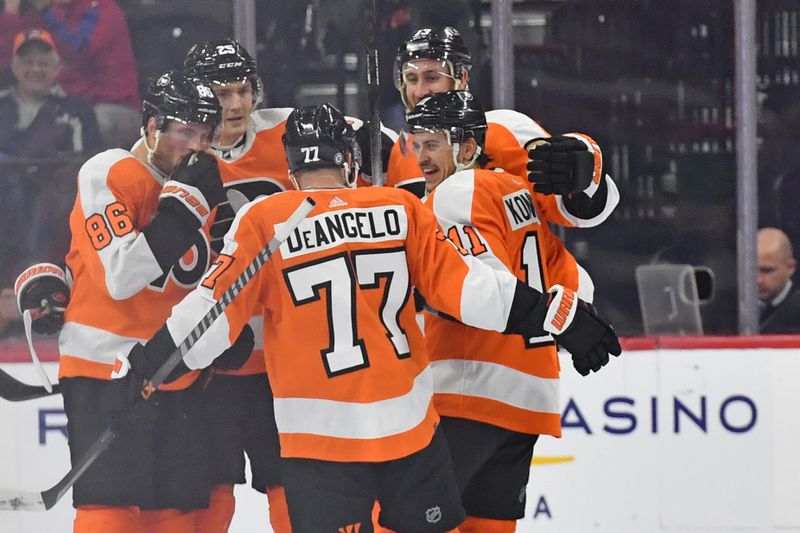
left=399, top=126, right=453, bottom=157
left=394, top=58, right=457, bottom=91
left=160, top=120, right=220, bottom=151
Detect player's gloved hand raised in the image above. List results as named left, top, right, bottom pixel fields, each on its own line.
left=170, top=151, right=225, bottom=207
left=353, top=119, right=393, bottom=184
left=211, top=324, right=255, bottom=371
left=525, top=134, right=602, bottom=195
left=14, top=263, right=70, bottom=335
left=158, top=152, right=225, bottom=229
left=542, top=285, right=622, bottom=376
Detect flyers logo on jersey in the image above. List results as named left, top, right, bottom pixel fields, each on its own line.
left=338, top=523, right=361, bottom=533
left=502, top=189, right=539, bottom=230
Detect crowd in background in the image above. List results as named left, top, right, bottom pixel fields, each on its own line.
left=0, top=0, right=798, bottom=338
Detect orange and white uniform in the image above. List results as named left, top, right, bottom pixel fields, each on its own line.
left=210, top=107, right=295, bottom=376
left=425, top=167, right=563, bottom=437
left=162, top=187, right=528, bottom=463
left=388, top=109, right=620, bottom=300
left=59, top=148, right=208, bottom=389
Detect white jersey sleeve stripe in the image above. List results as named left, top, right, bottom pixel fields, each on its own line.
left=431, top=170, right=518, bottom=331
left=78, top=150, right=163, bottom=300
left=486, top=109, right=549, bottom=143
left=59, top=321, right=146, bottom=365
left=555, top=174, right=620, bottom=228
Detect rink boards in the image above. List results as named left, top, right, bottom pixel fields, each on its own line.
left=0, top=337, right=798, bottom=532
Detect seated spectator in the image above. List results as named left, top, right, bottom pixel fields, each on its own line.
left=758, top=227, right=800, bottom=333
left=0, top=28, right=99, bottom=157
left=0, top=28, right=93, bottom=305
left=0, top=0, right=140, bottom=148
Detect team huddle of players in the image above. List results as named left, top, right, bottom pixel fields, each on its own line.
left=13, top=27, right=621, bottom=533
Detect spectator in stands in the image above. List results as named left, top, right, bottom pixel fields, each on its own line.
left=0, top=28, right=99, bottom=157
left=758, top=227, right=800, bottom=333
left=0, top=28, right=95, bottom=301
left=0, top=0, right=140, bottom=148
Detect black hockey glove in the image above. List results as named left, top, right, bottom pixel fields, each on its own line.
left=525, top=134, right=601, bottom=195
left=122, top=326, right=191, bottom=384
left=14, top=263, right=70, bottom=334
left=354, top=119, right=393, bottom=184
left=108, top=373, right=160, bottom=437
left=143, top=152, right=224, bottom=273
left=542, top=285, right=621, bottom=376
left=169, top=151, right=225, bottom=210
left=211, top=324, right=255, bottom=371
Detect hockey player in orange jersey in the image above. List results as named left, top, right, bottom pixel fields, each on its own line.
left=182, top=38, right=295, bottom=533
left=405, top=91, right=622, bottom=532
left=51, top=70, right=255, bottom=533
left=387, top=27, right=620, bottom=300
left=114, top=103, right=618, bottom=533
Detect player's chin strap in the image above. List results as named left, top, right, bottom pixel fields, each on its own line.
left=447, top=130, right=481, bottom=174
left=140, top=128, right=168, bottom=179
left=21, top=310, right=54, bottom=393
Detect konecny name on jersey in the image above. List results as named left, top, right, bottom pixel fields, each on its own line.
left=277, top=205, right=409, bottom=259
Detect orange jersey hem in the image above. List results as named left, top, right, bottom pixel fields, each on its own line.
left=434, top=393, right=562, bottom=438
left=59, top=354, right=199, bottom=390
left=278, top=403, right=440, bottom=462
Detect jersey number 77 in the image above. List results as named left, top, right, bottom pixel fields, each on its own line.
left=283, top=247, right=412, bottom=377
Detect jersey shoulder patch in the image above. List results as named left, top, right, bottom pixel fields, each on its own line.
left=486, top=109, right=549, bottom=140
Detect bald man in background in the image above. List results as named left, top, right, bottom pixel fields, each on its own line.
left=758, top=227, right=800, bottom=333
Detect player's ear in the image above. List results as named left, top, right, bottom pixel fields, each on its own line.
left=458, top=137, right=477, bottom=163
left=455, top=70, right=470, bottom=91
left=146, top=117, right=159, bottom=137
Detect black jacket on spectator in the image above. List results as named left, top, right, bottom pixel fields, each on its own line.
left=760, top=289, right=800, bottom=334
left=0, top=86, right=99, bottom=158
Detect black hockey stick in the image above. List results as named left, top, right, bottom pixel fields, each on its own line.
left=365, top=0, right=384, bottom=185
left=0, top=368, right=61, bottom=402
left=0, top=197, right=316, bottom=511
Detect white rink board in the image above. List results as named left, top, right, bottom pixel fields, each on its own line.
left=0, top=349, right=799, bottom=533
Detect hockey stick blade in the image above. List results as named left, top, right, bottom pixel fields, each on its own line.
left=0, top=368, right=61, bottom=402
left=0, top=197, right=315, bottom=512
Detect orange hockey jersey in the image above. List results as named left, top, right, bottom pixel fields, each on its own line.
left=210, top=107, right=295, bottom=375
left=59, top=149, right=207, bottom=388
left=387, top=109, right=619, bottom=228
left=160, top=187, right=527, bottom=463
left=425, top=167, right=563, bottom=437
left=386, top=109, right=613, bottom=300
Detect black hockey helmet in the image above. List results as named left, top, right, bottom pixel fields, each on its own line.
left=406, top=90, right=487, bottom=150
left=283, top=103, right=359, bottom=177
left=393, top=27, right=472, bottom=95
left=141, top=70, right=221, bottom=131
left=183, top=39, right=263, bottom=105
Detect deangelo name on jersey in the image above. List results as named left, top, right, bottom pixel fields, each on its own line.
left=503, top=189, right=540, bottom=231
left=278, top=205, right=408, bottom=259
